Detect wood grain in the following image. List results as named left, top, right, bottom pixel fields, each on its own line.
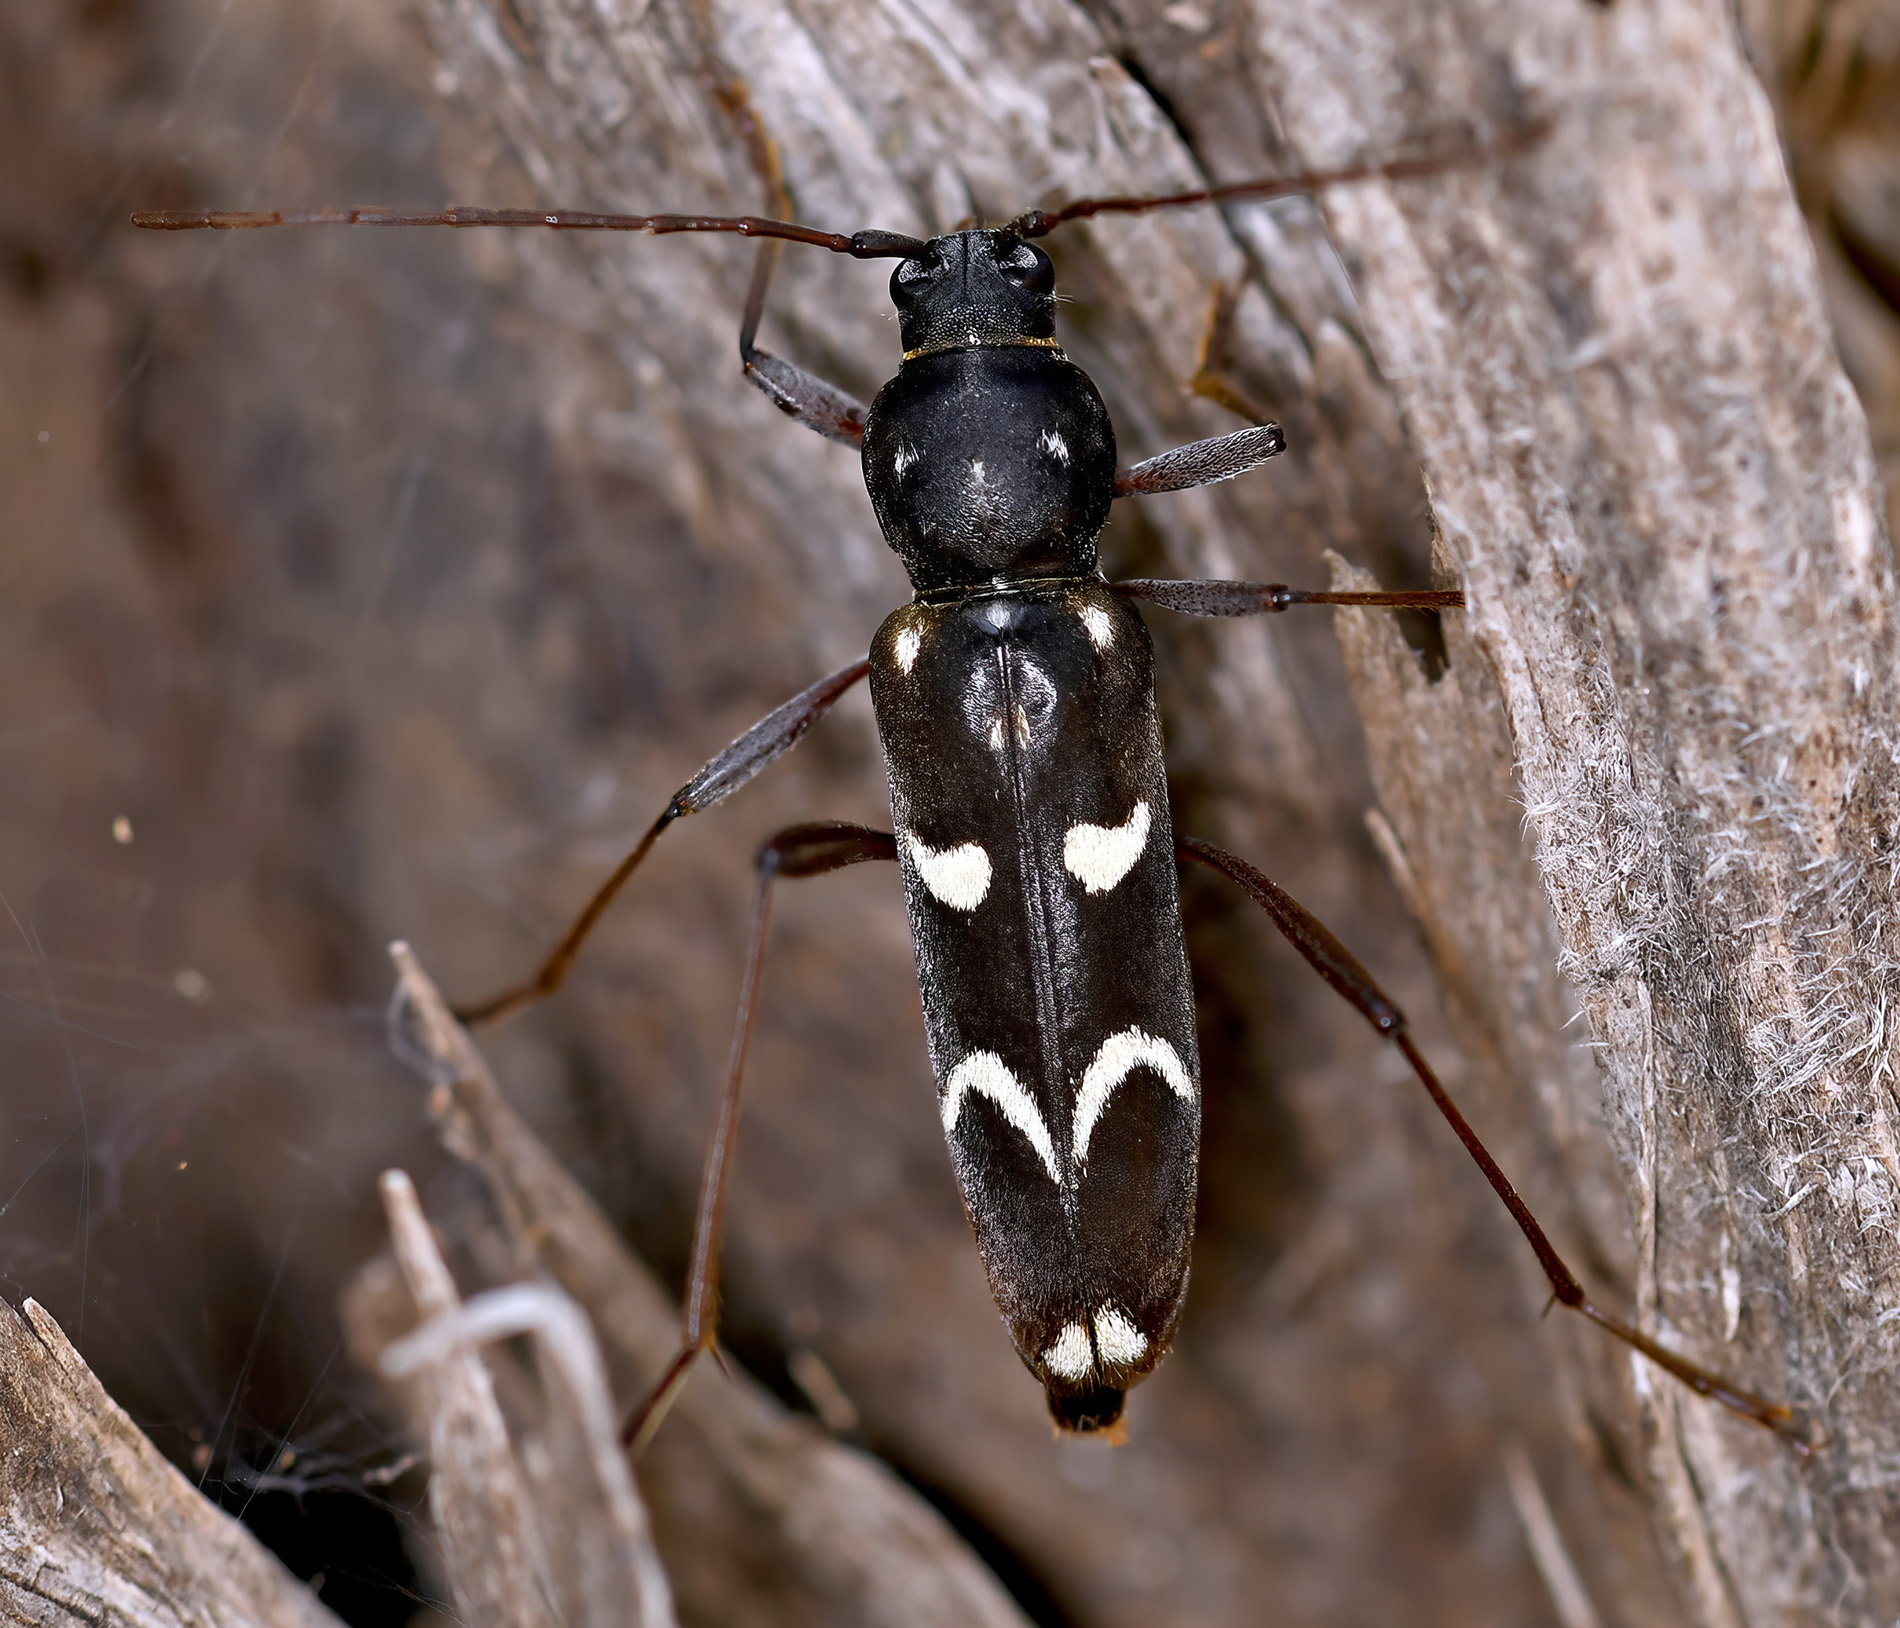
left=1264, top=3, right=1900, bottom=1621
left=0, top=1299, right=343, bottom=1628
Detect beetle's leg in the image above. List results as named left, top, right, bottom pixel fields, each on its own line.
left=1180, top=279, right=1275, bottom=426
left=738, top=241, right=869, bottom=447
left=1111, top=424, right=1287, bottom=498
left=623, top=821, right=898, bottom=1457
left=1115, top=577, right=1464, bottom=615
left=719, top=64, right=868, bottom=447
left=1178, top=834, right=1810, bottom=1450
left=454, top=658, right=870, bottom=1026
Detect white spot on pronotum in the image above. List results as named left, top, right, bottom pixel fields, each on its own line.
left=1038, top=428, right=1070, bottom=465
left=1043, top=1322, right=1094, bottom=1379
left=1093, top=1305, right=1147, bottom=1367
left=1078, top=604, right=1113, bottom=650
left=903, top=829, right=993, bottom=910
left=1063, top=801, right=1151, bottom=894
left=942, top=1051, right=1059, bottom=1183
left=893, top=441, right=919, bottom=477
left=173, top=968, right=213, bottom=1003
left=111, top=816, right=133, bottom=845
left=1073, top=1028, right=1194, bottom=1166
left=893, top=625, right=922, bottom=673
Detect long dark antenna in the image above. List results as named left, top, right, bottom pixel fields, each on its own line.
left=129, top=204, right=928, bottom=260
left=1006, top=116, right=1551, bottom=238
left=131, top=118, right=1547, bottom=253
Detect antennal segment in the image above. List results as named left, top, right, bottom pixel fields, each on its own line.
left=1007, top=116, right=1551, bottom=238
left=129, top=205, right=929, bottom=260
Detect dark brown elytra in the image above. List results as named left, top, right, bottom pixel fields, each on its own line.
left=134, top=109, right=1806, bottom=1453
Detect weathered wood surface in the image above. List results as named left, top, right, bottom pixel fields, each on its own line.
left=1264, top=5, right=1900, bottom=1622
left=4, top=0, right=1897, bottom=1622
left=0, top=1298, right=344, bottom=1628
left=373, top=1166, right=570, bottom=1628
left=369, top=1165, right=680, bottom=1628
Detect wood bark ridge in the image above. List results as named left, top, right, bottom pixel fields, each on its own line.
left=1266, top=4, right=1900, bottom=1624
left=0, top=1298, right=344, bottom=1628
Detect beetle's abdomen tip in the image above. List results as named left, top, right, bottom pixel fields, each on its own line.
left=1046, top=1382, right=1126, bottom=1437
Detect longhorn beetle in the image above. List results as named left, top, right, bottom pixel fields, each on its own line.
left=137, top=126, right=1803, bottom=1451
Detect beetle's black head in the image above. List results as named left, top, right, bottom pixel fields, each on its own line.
left=889, top=230, right=1056, bottom=360
left=861, top=231, right=1114, bottom=593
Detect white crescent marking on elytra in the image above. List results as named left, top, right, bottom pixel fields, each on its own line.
left=942, top=1051, right=1059, bottom=1184
left=1072, top=1028, right=1195, bottom=1167
left=1092, top=1305, right=1148, bottom=1367
left=902, top=829, right=992, bottom=910
left=1042, top=1322, right=1093, bottom=1379
left=893, top=625, right=921, bottom=673
left=1063, top=800, right=1151, bottom=894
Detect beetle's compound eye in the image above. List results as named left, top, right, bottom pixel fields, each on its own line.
left=999, top=241, right=1054, bottom=295
left=890, top=253, right=943, bottom=308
